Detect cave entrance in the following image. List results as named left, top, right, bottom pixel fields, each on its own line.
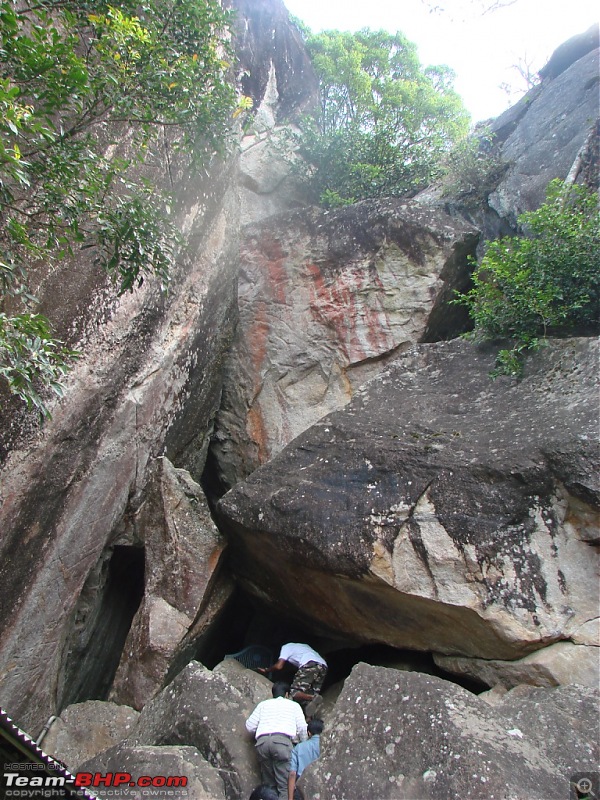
left=57, top=545, right=145, bottom=711
left=192, top=587, right=487, bottom=696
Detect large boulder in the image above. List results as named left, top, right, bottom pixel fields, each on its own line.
left=212, top=200, right=478, bottom=489
left=488, top=26, right=599, bottom=224
left=301, top=663, right=599, bottom=800
left=434, top=640, right=600, bottom=690
left=217, top=337, right=599, bottom=674
left=42, top=700, right=140, bottom=772
left=109, top=459, right=230, bottom=710
left=130, top=661, right=268, bottom=800
left=79, top=744, right=226, bottom=800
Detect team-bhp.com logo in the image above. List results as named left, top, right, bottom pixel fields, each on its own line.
left=4, top=770, right=187, bottom=795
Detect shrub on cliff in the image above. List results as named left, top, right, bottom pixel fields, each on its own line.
left=0, top=0, right=241, bottom=415
left=296, top=28, right=470, bottom=207
left=455, top=180, right=600, bottom=376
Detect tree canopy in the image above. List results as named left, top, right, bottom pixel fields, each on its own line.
left=297, top=28, right=470, bottom=206
left=0, top=0, right=239, bottom=415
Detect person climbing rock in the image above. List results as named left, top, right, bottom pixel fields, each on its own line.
left=287, top=718, right=324, bottom=800
left=258, top=642, right=327, bottom=713
left=245, top=682, right=307, bottom=800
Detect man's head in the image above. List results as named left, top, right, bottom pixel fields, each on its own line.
left=272, top=681, right=291, bottom=698
left=307, top=718, right=324, bottom=736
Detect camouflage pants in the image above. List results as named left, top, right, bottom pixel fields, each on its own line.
left=291, top=661, right=327, bottom=695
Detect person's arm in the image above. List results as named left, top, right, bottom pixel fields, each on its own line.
left=287, top=769, right=298, bottom=800
left=257, top=658, right=286, bottom=675
left=288, top=747, right=299, bottom=800
left=245, top=704, right=261, bottom=735
left=295, top=704, right=308, bottom=741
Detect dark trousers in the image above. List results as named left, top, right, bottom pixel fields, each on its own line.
left=255, top=733, right=293, bottom=800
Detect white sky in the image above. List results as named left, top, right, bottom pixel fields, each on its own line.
left=282, top=0, right=599, bottom=122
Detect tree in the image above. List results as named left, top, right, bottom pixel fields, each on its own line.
left=0, top=0, right=240, bottom=416
left=421, top=0, right=517, bottom=18
left=455, top=180, right=600, bottom=376
left=297, top=29, right=470, bottom=207
left=499, top=53, right=540, bottom=103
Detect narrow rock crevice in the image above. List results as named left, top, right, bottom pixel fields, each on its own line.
left=57, top=545, right=145, bottom=711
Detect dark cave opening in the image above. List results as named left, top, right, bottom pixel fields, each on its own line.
left=195, top=586, right=488, bottom=697
left=57, top=545, right=145, bottom=711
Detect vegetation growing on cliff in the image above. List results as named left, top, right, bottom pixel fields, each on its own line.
left=455, top=180, right=600, bottom=376
left=297, top=28, right=470, bottom=207
left=0, top=0, right=238, bottom=415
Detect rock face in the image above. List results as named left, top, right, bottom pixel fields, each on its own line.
left=0, top=0, right=308, bottom=736
left=130, top=661, right=268, bottom=800
left=435, top=640, right=600, bottom=690
left=234, top=0, right=319, bottom=225
left=234, top=0, right=318, bottom=125
left=0, top=1, right=597, bottom=768
left=212, top=201, right=478, bottom=490
left=301, top=663, right=599, bottom=800
left=43, top=661, right=599, bottom=800
left=213, top=26, right=599, bottom=493
left=42, top=700, right=140, bottom=772
left=0, top=162, right=239, bottom=733
left=217, top=337, right=599, bottom=678
left=108, top=459, right=230, bottom=710
left=80, top=744, right=226, bottom=800
left=488, top=27, right=599, bottom=225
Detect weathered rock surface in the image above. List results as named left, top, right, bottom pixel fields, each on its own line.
left=301, top=663, right=599, bottom=800
left=79, top=744, right=225, bottom=800
left=130, top=661, right=266, bottom=800
left=492, top=681, right=599, bottom=775
left=213, top=656, right=275, bottom=706
left=0, top=0, right=308, bottom=735
left=435, top=640, right=599, bottom=690
left=109, top=459, right=230, bottom=710
left=215, top=30, right=599, bottom=495
left=234, top=0, right=318, bottom=225
left=0, top=7, right=597, bottom=780
left=42, top=700, right=139, bottom=772
left=234, top=0, right=318, bottom=125
left=0, top=164, right=239, bottom=732
left=488, top=30, right=599, bottom=224
left=44, top=661, right=600, bottom=800
left=217, top=337, right=599, bottom=671
left=212, top=201, right=478, bottom=489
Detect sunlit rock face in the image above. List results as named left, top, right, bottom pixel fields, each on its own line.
left=211, top=200, right=478, bottom=490
left=217, top=337, right=599, bottom=675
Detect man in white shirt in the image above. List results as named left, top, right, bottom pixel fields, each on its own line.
left=259, top=643, right=328, bottom=707
left=245, top=682, right=308, bottom=800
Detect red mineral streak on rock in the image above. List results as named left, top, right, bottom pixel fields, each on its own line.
left=305, top=261, right=396, bottom=364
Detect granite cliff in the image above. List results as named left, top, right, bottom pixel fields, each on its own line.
left=0, top=3, right=597, bottom=798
